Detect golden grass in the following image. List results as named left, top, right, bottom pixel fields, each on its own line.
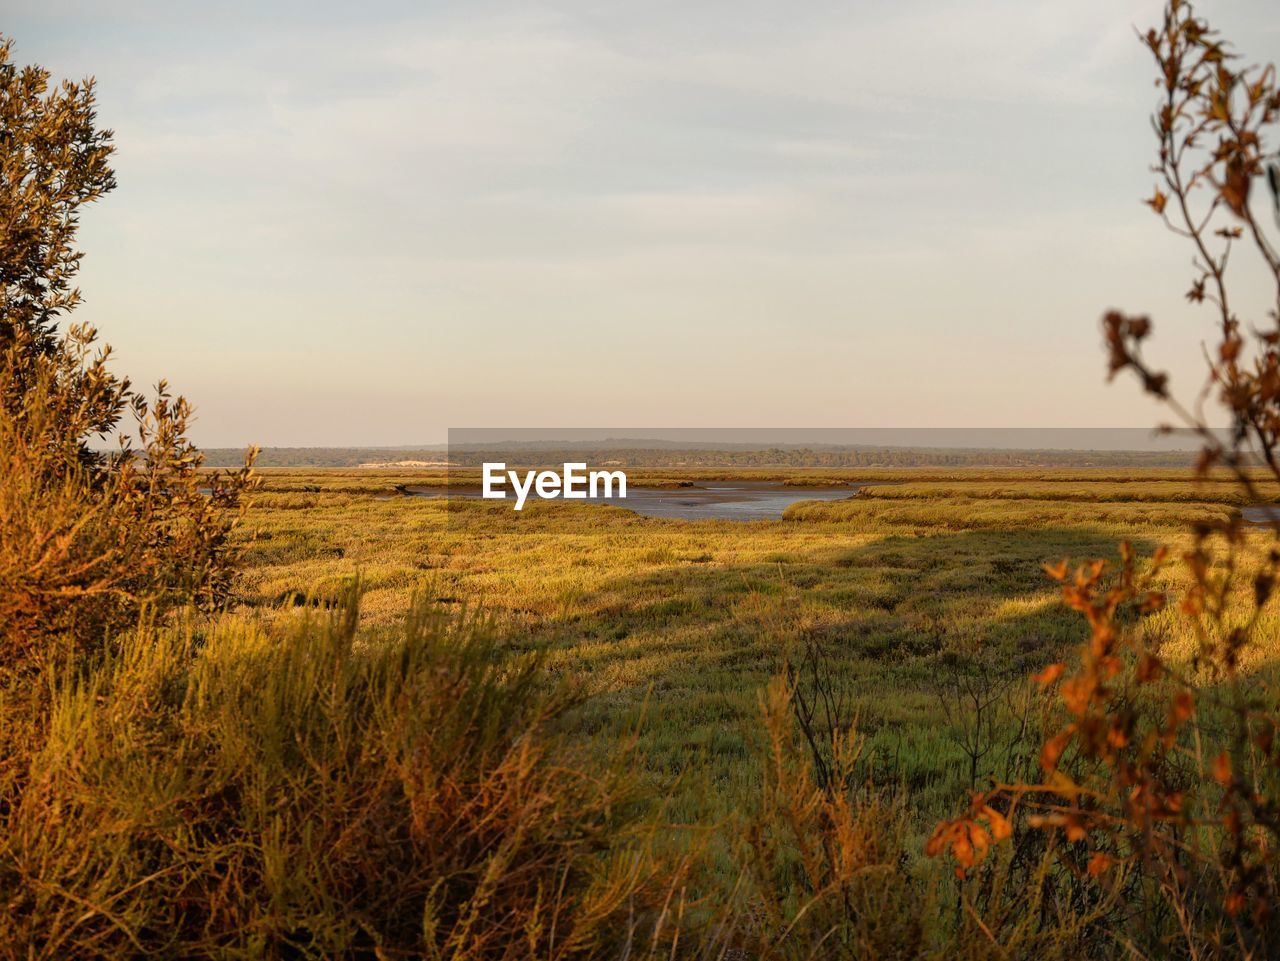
left=230, top=468, right=1280, bottom=830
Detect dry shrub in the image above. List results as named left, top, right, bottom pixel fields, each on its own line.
left=0, top=330, right=255, bottom=668
left=0, top=589, right=687, bottom=960
left=734, top=674, right=923, bottom=961
left=0, top=34, right=257, bottom=667
left=929, top=543, right=1280, bottom=958
left=928, top=4, right=1280, bottom=958
left=0, top=364, right=137, bottom=663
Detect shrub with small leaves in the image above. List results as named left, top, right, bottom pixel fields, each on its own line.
left=930, top=4, right=1280, bottom=957
left=0, top=37, right=257, bottom=666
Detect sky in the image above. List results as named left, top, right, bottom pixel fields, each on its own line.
left=8, top=0, right=1280, bottom=447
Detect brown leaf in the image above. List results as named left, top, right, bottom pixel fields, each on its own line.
left=1087, top=852, right=1114, bottom=877
left=1137, top=653, right=1163, bottom=683
left=1213, top=751, right=1232, bottom=787
left=923, top=824, right=949, bottom=858
left=1169, top=691, right=1195, bottom=726
left=1225, top=891, right=1247, bottom=917
left=952, top=828, right=975, bottom=868
left=1043, top=560, right=1069, bottom=581
left=1032, top=662, right=1066, bottom=687
left=1221, top=158, right=1251, bottom=218
left=981, top=804, right=1013, bottom=842
left=1041, top=729, right=1073, bottom=773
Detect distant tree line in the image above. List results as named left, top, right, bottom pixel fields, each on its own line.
left=196, top=445, right=1199, bottom=470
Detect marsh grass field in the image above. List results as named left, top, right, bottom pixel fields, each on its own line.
left=13, top=1, right=1280, bottom=951
left=233, top=466, right=1280, bottom=837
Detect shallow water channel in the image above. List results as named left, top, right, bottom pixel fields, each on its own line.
left=1242, top=504, right=1280, bottom=527
left=401, top=479, right=863, bottom=520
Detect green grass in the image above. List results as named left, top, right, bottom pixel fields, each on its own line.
left=230, top=467, right=1280, bottom=841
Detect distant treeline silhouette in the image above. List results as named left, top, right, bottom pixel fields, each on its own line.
left=197, top=445, right=1198, bottom=469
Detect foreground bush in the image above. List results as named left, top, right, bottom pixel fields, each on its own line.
left=928, top=4, right=1280, bottom=958
left=0, top=336, right=255, bottom=669
left=0, top=37, right=256, bottom=668
left=0, top=591, right=686, bottom=959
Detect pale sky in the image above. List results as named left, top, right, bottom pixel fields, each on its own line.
left=8, top=1, right=1280, bottom=446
